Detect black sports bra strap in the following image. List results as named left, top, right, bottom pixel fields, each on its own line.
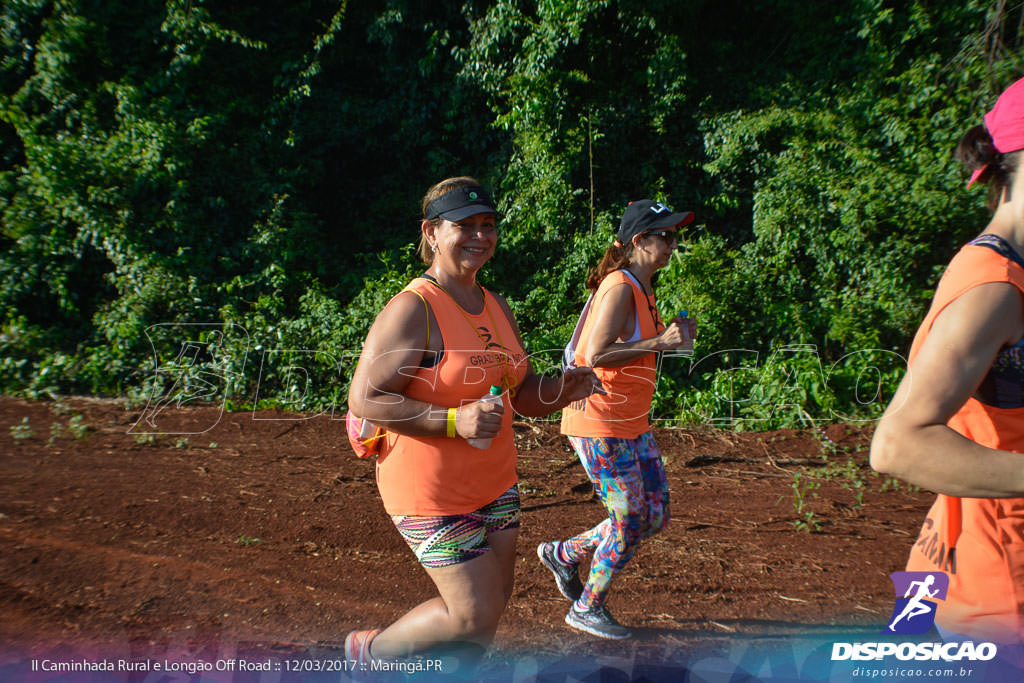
left=969, top=234, right=1024, bottom=271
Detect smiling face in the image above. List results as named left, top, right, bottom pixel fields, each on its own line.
left=422, top=212, right=498, bottom=276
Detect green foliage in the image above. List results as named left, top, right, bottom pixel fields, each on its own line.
left=9, top=416, right=33, bottom=441
left=46, top=413, right=88, bottom=443
left=664, top=344, right=905, bottom=429
left=1, top=0, right=1022, bottom=427
left=67, top=414, right=89, bottom=439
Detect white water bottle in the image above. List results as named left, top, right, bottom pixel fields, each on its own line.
left=466, top=385, right=503, bottom=449
left=358, top=417, right=378, bottom=439
left=663, top=310, right=694, bottom=359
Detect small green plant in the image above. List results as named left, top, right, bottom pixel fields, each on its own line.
left=67, top=415, right=89, bottom=439
left=208, top=441, right=218, bottom=448
left=46, top=416, right=90, bottom=444
left=48, top=421, right=64, bottom=445
left=790, top=470, right=822, bottom=533
left=843, top=478, right=866, bottom=508
left=49, top=400, right=72, bottom=416
left=175, top=438, right=190, bottom=449
left=811, top=453, right=868, bottom=509
left=876, top=476, right=917, bottom=493
left=813, top=424, right=838, bottom=460
left=236, top=535, right=262, bottom=546
left=10, top=417, right=34, bottom=441
left=134, top=433, right=157, bottom=446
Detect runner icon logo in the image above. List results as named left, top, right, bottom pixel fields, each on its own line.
left=885, top=571, right=948, bottom=635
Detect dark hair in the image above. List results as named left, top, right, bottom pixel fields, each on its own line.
left=587, top=242, right=635, bottom=291
left=955, top=124, right=1023, bottom=210
left=417, top=176, right=481, bottom=264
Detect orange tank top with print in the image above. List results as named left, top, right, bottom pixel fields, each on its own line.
left=904, top=235, right=1024, bottom=642
left=560, top=269, right=663, bottom=439
left=373, top=277, right=528, bottom=516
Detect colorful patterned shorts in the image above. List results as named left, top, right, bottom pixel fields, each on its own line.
left=391, top=486, right=520, bottom=568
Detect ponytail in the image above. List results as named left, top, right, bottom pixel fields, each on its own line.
left=587, top=242, right=633, bottom=291
left=956, top=124, right=1022, bottom=210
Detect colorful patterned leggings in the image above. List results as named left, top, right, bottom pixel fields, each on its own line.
left=559, top=432, right=669, bottom=609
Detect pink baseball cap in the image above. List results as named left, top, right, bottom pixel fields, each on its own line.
left=968, top=77, right=1024, bottom=188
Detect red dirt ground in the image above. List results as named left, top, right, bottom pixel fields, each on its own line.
left=0, top=396, right=936, bottom=680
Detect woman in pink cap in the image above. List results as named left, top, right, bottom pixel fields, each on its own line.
left=871, top=77, right=1024, bottom=648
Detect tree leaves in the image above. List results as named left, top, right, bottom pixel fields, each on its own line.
left=0, top=0, right=1020, bottom=424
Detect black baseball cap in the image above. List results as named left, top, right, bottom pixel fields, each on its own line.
left=616, top=199, right=694, bottom=245
left=424, top=185, right=499, bottom=222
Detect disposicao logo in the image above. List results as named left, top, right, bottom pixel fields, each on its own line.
left=886, top=571, right=948, bottom=635
left=830, top=570, right=998, bottom=663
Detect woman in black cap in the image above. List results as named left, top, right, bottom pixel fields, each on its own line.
left=538, top=199, right=697, bottom=639
left=345, top=176, right=604, bottom=664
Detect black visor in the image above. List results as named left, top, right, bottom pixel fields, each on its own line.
left=424, top=185, right=499, bottom=222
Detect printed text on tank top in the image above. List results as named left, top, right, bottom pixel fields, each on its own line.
left=419, top=273, right=518, bottom=390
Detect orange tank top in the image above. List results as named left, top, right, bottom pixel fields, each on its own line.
left=904, top=235, right=1024, bottom=642
left=560, top=270, right=663, bottom=439
left=374, top=277, right=528, bottom=516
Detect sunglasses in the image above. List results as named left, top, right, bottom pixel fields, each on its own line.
left=644, top=230, right=678, bottom=245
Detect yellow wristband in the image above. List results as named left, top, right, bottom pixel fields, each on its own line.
left=446, top=408, right=457, bottom=438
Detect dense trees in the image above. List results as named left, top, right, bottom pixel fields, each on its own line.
left=2, top=1, right=1022, bottom=426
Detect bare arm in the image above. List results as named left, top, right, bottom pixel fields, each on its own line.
left=869, top=282, right=1024, bottom=497
left=584, top=283, right=694, bottom=367
left=488, top=293, right=605, bottom=418
left=347, top=291, right=502, bottom=440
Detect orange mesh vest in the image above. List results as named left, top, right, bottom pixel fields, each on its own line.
left=561, top=270, right=663, bottom=439
left=904, top=236, right=1024, bottom=641
left=374, top=278, right=527, bottom=516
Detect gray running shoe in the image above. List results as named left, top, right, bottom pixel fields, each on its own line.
left=537, top=542, right=583, bottom=602
left=565, top=603, right=632, bottom=639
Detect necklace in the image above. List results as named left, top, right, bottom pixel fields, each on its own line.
left=419, top=275, right=519, bottom=391
left=623, top=268, right=664, bottom=334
